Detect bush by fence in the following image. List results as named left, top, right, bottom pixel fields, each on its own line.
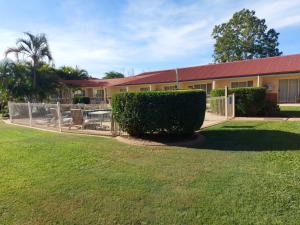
left=112, top=90, right=206, bottom=137
left=210, top=87, right=280, bottom=116
left=73, top=96, right=90, bottom=104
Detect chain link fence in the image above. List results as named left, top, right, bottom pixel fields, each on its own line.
left=8, top=102, right=122, bottom=136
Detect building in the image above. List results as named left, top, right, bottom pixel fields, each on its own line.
left=62, top=54, right=300, bottom=104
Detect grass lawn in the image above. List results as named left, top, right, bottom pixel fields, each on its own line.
left=1, top=121, right=300, bottom=224
left=280, top=105, right=300, bottom=118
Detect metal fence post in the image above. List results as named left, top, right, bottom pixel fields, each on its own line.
left=28, top=101, right=32, bottom=127
left=8, top=101, right=12, bottom=122
left=232, top=93, right=236, bottom=118
left=57, top=102, right=62, bottom=132
left=225, top=86, right=228, bottom=119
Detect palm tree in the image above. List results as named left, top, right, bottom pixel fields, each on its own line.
left=5, top=32, right=53, bottom=90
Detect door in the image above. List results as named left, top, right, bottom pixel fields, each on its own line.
left=289, top=79, right=299, bottom=103
left=279, top=80, right=288, bottom=103
left=279, top=79, right=299, bottom=103
left=86, top=88, right=93, bottom=98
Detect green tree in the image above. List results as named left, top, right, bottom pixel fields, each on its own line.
left=5, top=32, right=53, bottom=90
left=0, top=60, right=59, bottom=103
left=103, top=71, right=124, bottom=79
left=56, top=66, right=90, bottom=80
left=0, top=60, right=32, bottom=103
left=212, top=9, right=282, bottom=63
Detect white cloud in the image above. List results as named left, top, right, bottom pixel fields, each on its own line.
left=250, top=0, right=300, bottom=29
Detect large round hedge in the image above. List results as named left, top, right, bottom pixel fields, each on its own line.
left=112, top=90, right=206, bottom=137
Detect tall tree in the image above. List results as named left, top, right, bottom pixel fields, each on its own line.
left=103, top=71, right=125, bottom=79
left=212, top=9, right=282, bottom=63
left=56, top=66, right=90, bottom=80
left=5, top=32, right=53, bottom=90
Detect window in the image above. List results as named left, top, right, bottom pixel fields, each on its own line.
left=120, top=88, right=127, bottom=92
left=231, top=81, right=253, bottom=88
left=74, top=89, right=85, bottom=97
left=164, top=85, right=177, bottom=91
left=96, top=90, right=104, bottom=101
left=140, top=87, right=150, bottom=92
left=193, top=83, right=213, bottom=94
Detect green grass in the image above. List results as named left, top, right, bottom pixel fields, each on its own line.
left=1, top=121, right=300, bottom=224
left=280, top=106, right=300, bottom=118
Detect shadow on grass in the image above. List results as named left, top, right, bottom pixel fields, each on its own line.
left=195, top=129, right=300, bottom=151
left=281, top=111, right=300, bottom=118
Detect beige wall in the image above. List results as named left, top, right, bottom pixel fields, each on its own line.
left=214, top=76, right=258, bottom=88
left=76, top=73, right=300, bottom=103
left=261, top=73, right=300, bottom=93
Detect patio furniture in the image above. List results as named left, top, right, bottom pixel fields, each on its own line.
left=89, top=110, right=111, bottom=130
left=69, top=109, right=98, bottom=129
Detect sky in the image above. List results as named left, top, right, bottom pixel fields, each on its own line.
left=0, top=0, right=300, bottom=78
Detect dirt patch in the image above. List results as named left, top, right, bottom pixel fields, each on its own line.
left=116, top=133, right=205, bottom=147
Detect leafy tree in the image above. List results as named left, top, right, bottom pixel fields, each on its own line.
left=103, top=71, right=124, bottom=79
left=56, top=66, right=90, bottom=80
left=35, top=64, right=60, bottom=101
left=0, top=60, right=59, bottom=103
left=5, top=32, right=53, bottom=90
left=212, top=9, right=282, bottom=63
left=0, top=60, right=32, bottom=104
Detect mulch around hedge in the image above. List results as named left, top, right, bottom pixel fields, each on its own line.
left=116, top=133, right=205, bottom=147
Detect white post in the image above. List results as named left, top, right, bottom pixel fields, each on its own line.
left=232, top=93, right=236, bottom=118
left=225, top=86, right=228, bottom=119
left=28, top=101, right=32, bottom=127
left=212, top=80, right=216, bottom=90
left=57, top=102, right=62, bottom=132
left=257, top=75, right=261, bottom=87
left=175, top=69, right=180, bottom=89
left=149, top=85, right=152, bottom=91
left=8, top=101, right=12, bottom=122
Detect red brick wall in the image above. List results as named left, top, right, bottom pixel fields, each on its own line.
left=266, top=93, right=278, bottom=103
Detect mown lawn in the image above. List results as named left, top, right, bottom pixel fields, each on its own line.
left=1, top=121, right=300, bottom=225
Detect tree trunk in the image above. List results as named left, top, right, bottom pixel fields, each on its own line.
left=33, top=67, right=37, bottom=90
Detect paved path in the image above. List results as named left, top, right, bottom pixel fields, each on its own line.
left=202, top=112, right=227, bottom=129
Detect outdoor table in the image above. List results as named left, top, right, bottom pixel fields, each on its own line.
left=88, top=110, right=111, bottom=128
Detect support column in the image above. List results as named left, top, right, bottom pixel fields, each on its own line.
left=212, top=80, right=216, bottom=89
left=103, top=88, right=107, bottom=103
left=257, top=75, right=262, bottom=87
left=126, top=86, right=129, bottom=92
left=149, top=85, right=152, bottom=91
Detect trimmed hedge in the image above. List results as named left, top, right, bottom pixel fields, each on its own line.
left=210, top=87, right=280, bottom=116
left=73, top=96, right=90, bottom=104
left=112, top=90, right=206, bottom=137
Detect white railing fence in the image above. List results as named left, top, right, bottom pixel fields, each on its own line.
left=8, top=101, right=122, bottom=136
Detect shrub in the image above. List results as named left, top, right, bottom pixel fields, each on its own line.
left=210, top=87, right=279, bottom=116
left=112, top=90, right=206, bottom=137
left=73, top=96, right=90, bottom=104
left=0, top=104, right=9, bottom=118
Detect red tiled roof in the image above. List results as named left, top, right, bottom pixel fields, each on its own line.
left=62, top=77, right=137, bottom=87
left=63, top=54, right=300, bottom=87
left=120, top=54, right=300, bottom=86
